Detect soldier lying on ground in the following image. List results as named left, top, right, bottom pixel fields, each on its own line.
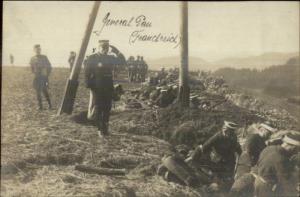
left=230, top=122, right=277, bottom=197
left=254, top=132, right=300, bottom=197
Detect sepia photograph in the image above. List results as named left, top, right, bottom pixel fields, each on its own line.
left=1, top=1, right=300, bottom=196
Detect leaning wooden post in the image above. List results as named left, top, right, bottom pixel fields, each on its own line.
left=178, top=1, right=190, bottom=107
left=57, top=1, right=101, bottom=115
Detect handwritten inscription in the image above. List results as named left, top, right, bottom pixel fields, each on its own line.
left=93, top=12, right=180, bottom=48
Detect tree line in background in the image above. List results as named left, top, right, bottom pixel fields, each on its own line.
left=213, top=57, right=300, bottom=98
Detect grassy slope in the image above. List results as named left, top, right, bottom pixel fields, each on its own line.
left=1, top=67, right=203, bottom=197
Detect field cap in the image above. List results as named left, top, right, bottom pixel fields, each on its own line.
left=34, top=44, right=41, bottom=49
left=99, top=40, right=109, bottom=46
left=283, top=132, right=300, bottom=146
left=224, top=121, right=238, bottom=129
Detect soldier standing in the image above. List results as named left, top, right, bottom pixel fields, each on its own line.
left=135, top=56, right=141, bottom=82
left=9, top=54, right=14, bottom=66
left=84, top=40, right=126, bottom=137
left=254, top=132, right=300, bottom=197
left=68, top=51, right=76, bottom=70
left=140, top=56, right=148, bottom=82
left=30, top=44, right=52, bottom=110
left=127, top=56, right=135, bottom=82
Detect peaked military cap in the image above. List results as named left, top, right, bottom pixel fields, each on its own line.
left=224, top=121, right=238, bottom=129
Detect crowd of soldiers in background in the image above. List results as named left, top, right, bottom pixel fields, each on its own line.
left=126, top=56, right=148, bottom=83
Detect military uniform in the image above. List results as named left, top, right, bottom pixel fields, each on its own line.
left=85, top=49, right=125, bottom=135
left=201, top=130, right=242, bottom=178
left=68, top=52, right=76, bottom=70
left=140, top=58, right=148, bottom=82
left=254, top=145, right=295, bottom=197
left=30, top=54, right=52, bottom=110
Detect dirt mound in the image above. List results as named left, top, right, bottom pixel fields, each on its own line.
left=112, top=102, right=264, bottom=148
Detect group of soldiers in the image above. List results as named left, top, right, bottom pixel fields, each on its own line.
left=29, top=41, right=299, bottom=197
left=126, top=56, right=148, bottom=83
left=158, top=120, right=300, bottom=197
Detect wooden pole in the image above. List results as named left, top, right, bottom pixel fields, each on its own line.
left=178, top=1, right=190, bottom=107
left=57, top=1, right=101, bottom=115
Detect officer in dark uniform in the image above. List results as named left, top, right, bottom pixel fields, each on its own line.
left=29, top=44, right=52, bottom=110
left=84, top=40, right=126, bottom=137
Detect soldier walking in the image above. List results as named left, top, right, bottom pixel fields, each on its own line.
left=84, top=40, right=126, bottom=137
left=29, top=44, right=52, bottom=110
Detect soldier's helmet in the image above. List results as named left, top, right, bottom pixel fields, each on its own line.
left=128, top=56, right=134, bottom=61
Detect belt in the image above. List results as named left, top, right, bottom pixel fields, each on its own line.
left=250, top=172, right=266, bottom=184
left=251, top=172, right=277, bottom=192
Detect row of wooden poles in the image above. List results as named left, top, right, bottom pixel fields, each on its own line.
left=57, top=1, right=190, bottom=115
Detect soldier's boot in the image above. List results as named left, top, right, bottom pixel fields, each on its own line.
left=102, top=122, right=109, bottom=136
left=43, top=89, right=52, bottom=110
left=37, top=91, right=43, bottom=110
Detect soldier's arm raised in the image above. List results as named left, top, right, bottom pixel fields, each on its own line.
left=110, top=45, right=126, bottom=65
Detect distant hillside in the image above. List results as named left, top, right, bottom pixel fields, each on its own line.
left=147, top=52, right=299, bottom=71
left=213, top=56, right=300, bottom=97
left=147, top=56, right=210, bottom=71
left=212, top=52, right=299, bottom=69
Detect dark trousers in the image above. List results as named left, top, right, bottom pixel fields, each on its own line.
left=94, top=91, right=112, bottom=134
left=34, top=77, right=51, bottom=109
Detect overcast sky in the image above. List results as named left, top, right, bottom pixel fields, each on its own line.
left=3, top=1, right=299, bottom=67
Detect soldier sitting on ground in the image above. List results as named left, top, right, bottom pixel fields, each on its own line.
left=186, top=121, right=242, bottom=191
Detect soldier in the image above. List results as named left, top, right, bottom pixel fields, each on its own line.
left=84, top=40, right=126, bottom=137
left=135, top=56, right=141, bottom=82
left=9, top=54, right=14, bottom=66
left=127, top=56, right=135, bottom=82
left=254, top=132, right=300, bottom=197
left=29, top=44, right=52, bottom=110
left=140, top=56, right=148, bottom=82
left=230, top=123, right=277, bottom=197
left=68, top=51, right=76, bottom=70
left=154, top=87, right=176, bottom=108
left=187, top=121, right=242, bottom=184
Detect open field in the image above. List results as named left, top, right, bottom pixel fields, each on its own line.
left=1, top=66, right=299, bottom=197
left=1, top=66, right=207, bottom=197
